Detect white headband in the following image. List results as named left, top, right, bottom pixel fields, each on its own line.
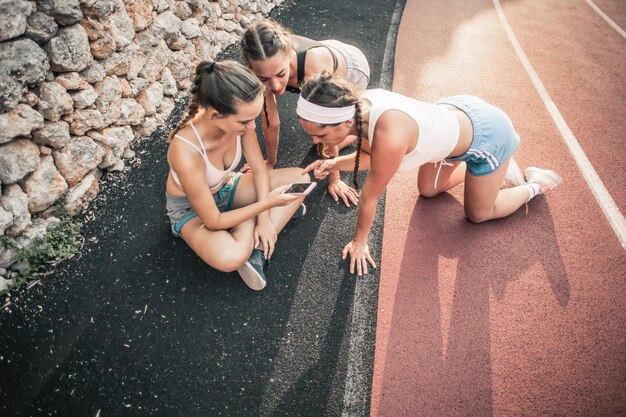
left=296, top=95, right=355, bottom=124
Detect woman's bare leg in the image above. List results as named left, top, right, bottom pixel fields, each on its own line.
left=417, top=160, right=466, bottom=197
left=179, top=217, right=256, bottom=272
left=463, top=158, right=535, bottom=223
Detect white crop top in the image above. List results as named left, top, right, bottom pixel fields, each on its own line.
left=170, top=122, right=242, bottom=192
left=361, top=89, right=459, bottom=173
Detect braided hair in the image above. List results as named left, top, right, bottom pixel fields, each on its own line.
left=240, top=20, right=293, bottom=128
left=168, top=60, right=264, bottom=142
left=299, top=72, right=363, bottom=190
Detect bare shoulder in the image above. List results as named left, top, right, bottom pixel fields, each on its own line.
left=168, top=129, right=191, bottom=155
left=167, top=129, right=201, bottom=167
left=305, top=46, right=334, bottom=76
left=169, top=124, right=194, bottom=146
left=377, top=109, right=414, bottom=127
left=373, top=110, right=415, bottom=152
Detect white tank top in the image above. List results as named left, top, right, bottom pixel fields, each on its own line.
left=361, top=89, right=459, bottom=172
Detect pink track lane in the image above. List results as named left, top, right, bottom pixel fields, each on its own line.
left=371, top=0, right=626, bottom=416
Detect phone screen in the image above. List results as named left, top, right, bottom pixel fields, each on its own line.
left=285, top=183, right=314, bottom=194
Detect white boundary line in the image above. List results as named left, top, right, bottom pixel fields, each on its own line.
left=341, top=1, right=406, bottom=416
left=493, top=0, right=626, bottom=250
left=585, top=0, right=626, bottom=39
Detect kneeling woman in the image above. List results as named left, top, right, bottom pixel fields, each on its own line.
left=166, top=60, right=310, bottom=290
left=297, top=73, right=561, bottom=276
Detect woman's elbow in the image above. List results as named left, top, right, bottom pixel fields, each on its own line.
left=199, top=216, right=222, bottom=232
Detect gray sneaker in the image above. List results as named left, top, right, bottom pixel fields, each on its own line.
left=525, top=166, right=562, bottom=191
left=236, top=248, right=266, bottom=291
left=505, top=157, right=525, bottom=186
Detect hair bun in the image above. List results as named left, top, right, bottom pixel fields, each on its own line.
left=318, top=70, right=334, bottom=81
left=196, top=60, right=217, bottom=75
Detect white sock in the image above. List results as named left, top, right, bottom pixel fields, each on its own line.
left=524, top=183, right=542, bottom=202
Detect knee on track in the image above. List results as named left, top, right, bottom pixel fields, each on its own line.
left=464, top=208, right=493, bottom=224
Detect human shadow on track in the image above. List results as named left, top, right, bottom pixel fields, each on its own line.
left=374, top=192, right=568, bottom=417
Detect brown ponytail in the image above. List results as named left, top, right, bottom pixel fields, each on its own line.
left=352, top=101, right=363, bottom=190
left=168, top=60, right=263, bottom=142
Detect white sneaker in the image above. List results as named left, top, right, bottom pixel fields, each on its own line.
left=525, top=167, right=562, bottom=191
left=236, top=249, right=266, bottom=291
left=505, top=157, right=525, bottom=186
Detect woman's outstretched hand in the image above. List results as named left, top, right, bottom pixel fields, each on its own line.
left=304, top=160, right=358, bottom=206
left=328, top=176, right=359, bottom=207
left=342, top=240, right=376, bottom=276
left=302, top=159, right=337, bottom=180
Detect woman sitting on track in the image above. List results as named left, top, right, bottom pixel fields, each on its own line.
left=165, top=60, right=310, bottom=290
left=240, top=19, right=370, bottom=207
left=298, top=73, right=562, bottom=276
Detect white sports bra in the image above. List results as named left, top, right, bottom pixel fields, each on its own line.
left=361, top=89, right=459, bottom=172
left=170, top=122, right=242, bottom=192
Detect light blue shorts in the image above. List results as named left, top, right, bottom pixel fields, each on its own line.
left=436, top=95, right=520, bottom=176
left=165, top=172, right=242, bottom=237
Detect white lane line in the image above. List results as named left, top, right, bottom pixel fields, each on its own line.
left=493, top=0, right=626, bottom=250
left=379, top=0, right=405, bottom=91
left=341, top=280, right=377, bottom=417
left=341, top=1, right=406, bottom=416
left=585, top=0, right=626, bottom=39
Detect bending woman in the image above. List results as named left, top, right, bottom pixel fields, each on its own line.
left=240, top=19, right=370, bottom=206
left=166, top=60, right=310, bottom=290
left=298, top=73, right=562, bottom=276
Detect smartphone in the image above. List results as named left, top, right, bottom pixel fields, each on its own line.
left=283, top=182, right=317, bottom=195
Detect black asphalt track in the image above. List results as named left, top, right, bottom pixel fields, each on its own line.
left=0, top=1, right=403, bottom=416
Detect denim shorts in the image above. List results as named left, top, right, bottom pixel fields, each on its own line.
left=323, top=40, right=370, bottom=89
left=436, top=95, right=520, bottom=176
left=165, top=172, right=242, bottom=237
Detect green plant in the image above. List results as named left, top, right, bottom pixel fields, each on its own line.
left=17, top=213, right=83, bottom=278
left=0, top=235, right=17, bottom=249
left=1, top=207, right=84, bottom=295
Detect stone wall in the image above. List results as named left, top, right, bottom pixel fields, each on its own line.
left=0, top=0, right=284, bottom=280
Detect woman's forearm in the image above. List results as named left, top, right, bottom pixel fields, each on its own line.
left=353, top=193, right=377, bottom=243
left=201, top=200, right=271, bottom=231
left=262, top=92, right=280, bottom=166
left=334, top=151, right=371, bottom=172
left=263, top=123, right=280, bottom=165
left=252, top=167, right=272, bottom=223
left=333, top=152, right=357, bottom=171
